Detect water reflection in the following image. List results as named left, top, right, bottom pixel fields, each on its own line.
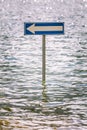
left=42, top=85, right=48, bottom=102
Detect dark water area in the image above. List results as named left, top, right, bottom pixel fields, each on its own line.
left=0, top=0, right=87, bottom=129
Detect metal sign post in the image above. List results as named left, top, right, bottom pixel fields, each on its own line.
left=42, top=35, right=46, bottom=85
left=24, top=22, right=64, bottom=85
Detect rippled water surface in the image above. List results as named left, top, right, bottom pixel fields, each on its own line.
left=0, top=0, right=87, bottom=129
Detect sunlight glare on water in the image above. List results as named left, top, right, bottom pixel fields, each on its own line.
left=0, top=0, right=87, bottom=129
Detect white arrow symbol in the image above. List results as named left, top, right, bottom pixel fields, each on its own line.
left=27, top=24, right=63, bottom=34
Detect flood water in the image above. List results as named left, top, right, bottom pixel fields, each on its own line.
left=0, top=0, right=87, bottom=129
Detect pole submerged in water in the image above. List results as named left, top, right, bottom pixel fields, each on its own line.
left=42, top=35, right=46, bottom=85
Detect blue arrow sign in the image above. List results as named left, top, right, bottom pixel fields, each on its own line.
left=24, top=22, right=64, bottom=35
